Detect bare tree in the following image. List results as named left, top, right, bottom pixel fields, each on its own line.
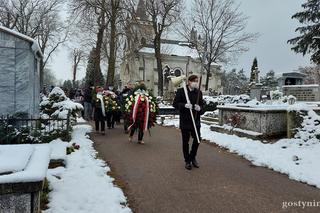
left=70, top=0, right=109, bottom=86
left=103, top=0, right=128, bottom=87
left=0, top=0, right=68, bottom=89
left=145, top=0, right=182, bottom=96
left=297, top=66, right=320, bottom=84
left=179, top=0, right=257, bottom=90
left=70, top=49, right=85, bottom=87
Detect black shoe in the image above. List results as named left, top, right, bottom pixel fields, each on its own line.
left=192, top=159, right=199, bottom=168
left=185, top=162, right=192, bottom=170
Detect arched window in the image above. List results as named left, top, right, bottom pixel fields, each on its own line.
left=141, top=37, right=146, bottom=46
left=173, top=67, right=183, bottom=77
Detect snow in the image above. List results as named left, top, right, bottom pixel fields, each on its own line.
left=282, top=84, right=319, bottom=88
left=203, top=94, right=250, bottom=105
left=41, top=87, right=83, bottom=119
left=0, top=26, right=43, bottom=57
left=76, top=117, right=87, bottom=123
left=217, top=105, right=289, bottom=111
left=0, top=145, right=34, bottom=174
left=295, top=110, right=320, bottom=144
left=202, top=110, right=219, bottom=117
left=158, top=103, right=175, bottom=109
left=212, top=124, right=263, bottom=137
left=157, top=116, right=179, bottom=128
left=161, top=117, right=320, bottom=188
left=44, top=124, right=131, bottom=213
left=201, top=124, right=320, bottom=188
left=139, top=43, right=199, bottom=59
left=0, top=144, right=50, bottom=184
left=49, top=139, right=68, bottom=160
left=52, top=99, right=83, bottom=119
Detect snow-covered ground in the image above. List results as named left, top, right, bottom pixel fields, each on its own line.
left=159, top=117, right=320, bottom=188
left=44, top=124, right=131, bottom=213
left=0, top=144, right=50, bottom=183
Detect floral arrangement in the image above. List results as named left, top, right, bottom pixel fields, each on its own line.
left=125, top=89, right=158, bottom=130
left=103, top=91, right=121, bottom=112
left=67, top=143, right=80, bottom=155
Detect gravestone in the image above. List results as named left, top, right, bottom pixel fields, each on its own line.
left=282, top=84, right=320, bottom=101
left=0, top=26, right=42, bottom=117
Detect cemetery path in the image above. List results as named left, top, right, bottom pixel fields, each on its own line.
left=91, top=124, right=320, bottom=213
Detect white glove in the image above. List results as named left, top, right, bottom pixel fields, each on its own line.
left=185, top=103, right=193, bottom=109
left=194, top=104, right=201, bottom=111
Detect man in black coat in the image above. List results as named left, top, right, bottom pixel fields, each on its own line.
left=173, top=75, right=205, bottom=170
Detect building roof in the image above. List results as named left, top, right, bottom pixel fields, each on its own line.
left=0, top=26, right=43, bottom=58
left=282, top=72, right=306, bottom=77
left=139, top=42, right=199, bottom=59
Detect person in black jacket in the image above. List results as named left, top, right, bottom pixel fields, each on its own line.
left=173, top=75, right=205, bottom=170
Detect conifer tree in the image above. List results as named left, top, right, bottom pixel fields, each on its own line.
left=288, top=0, right=320, bottom=64
left=250, top=57, right=258, bottom=82
left=84, top=48, right=105, bottom=86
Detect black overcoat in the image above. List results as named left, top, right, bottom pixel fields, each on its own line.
left=173, top=86, right=205, bottom=129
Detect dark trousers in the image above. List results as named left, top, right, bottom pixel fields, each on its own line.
left=130, top=128, right=144, bottom=141
left=124, top=118, right=129, bottom=132
left=181, top=127, right=200, bottom=163
left=106, top=112, right=115, bottom=128
left=95, top=120, right=105, bottom=132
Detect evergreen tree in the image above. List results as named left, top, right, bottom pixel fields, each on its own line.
left=261, top=70, right=278, bottom=89
left=250, top=57, right=258, bottom=82
left=222, top=69, right=249, bottom=95
left=84, top=48, right=104, bottom=87
left=288, top=0, right=320, bottom=64
left=62, top=80, right=73, bottom=92
left=40, top=87, right=83, bottom=120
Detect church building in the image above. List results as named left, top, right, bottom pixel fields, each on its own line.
left=120, top=0, right=223, bottom=97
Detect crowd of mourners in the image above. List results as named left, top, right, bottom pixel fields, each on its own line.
left=41, top=75, right=204, bottom=170
left=58, top=81, right=159, bottom=144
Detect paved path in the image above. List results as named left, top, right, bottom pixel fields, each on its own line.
left=91, top=124, right=320, bottom=213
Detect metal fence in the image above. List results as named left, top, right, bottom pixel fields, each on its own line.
left=0, top=114, right=70, bottom=144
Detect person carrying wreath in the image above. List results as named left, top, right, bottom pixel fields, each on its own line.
left=125, top=81, right=158, bottom=144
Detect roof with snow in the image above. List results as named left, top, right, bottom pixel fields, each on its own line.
left=139, top=42, right=200, bottom=59
left=0, top=26, right=43, bottom=58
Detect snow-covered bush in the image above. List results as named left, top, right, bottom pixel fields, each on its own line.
left=245, top=98, right=260, bottom=106
left=40, top=87, right=83, bottom=120
left=295, top=110, right=320, bottom=145
left=38, top=87, right=83, bottom=143
left=270, top=90, right=283, bottom=100
left=204, top=94, right=250, bottom=105
left=203, top=95, right=250, bottom=111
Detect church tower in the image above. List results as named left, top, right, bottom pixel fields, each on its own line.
left=136, top=0, right=148, bottom=21
left=125, top=0, right=154, bottom=52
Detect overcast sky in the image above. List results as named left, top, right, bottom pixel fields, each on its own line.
left=50, top=0, right=310, bottom=82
